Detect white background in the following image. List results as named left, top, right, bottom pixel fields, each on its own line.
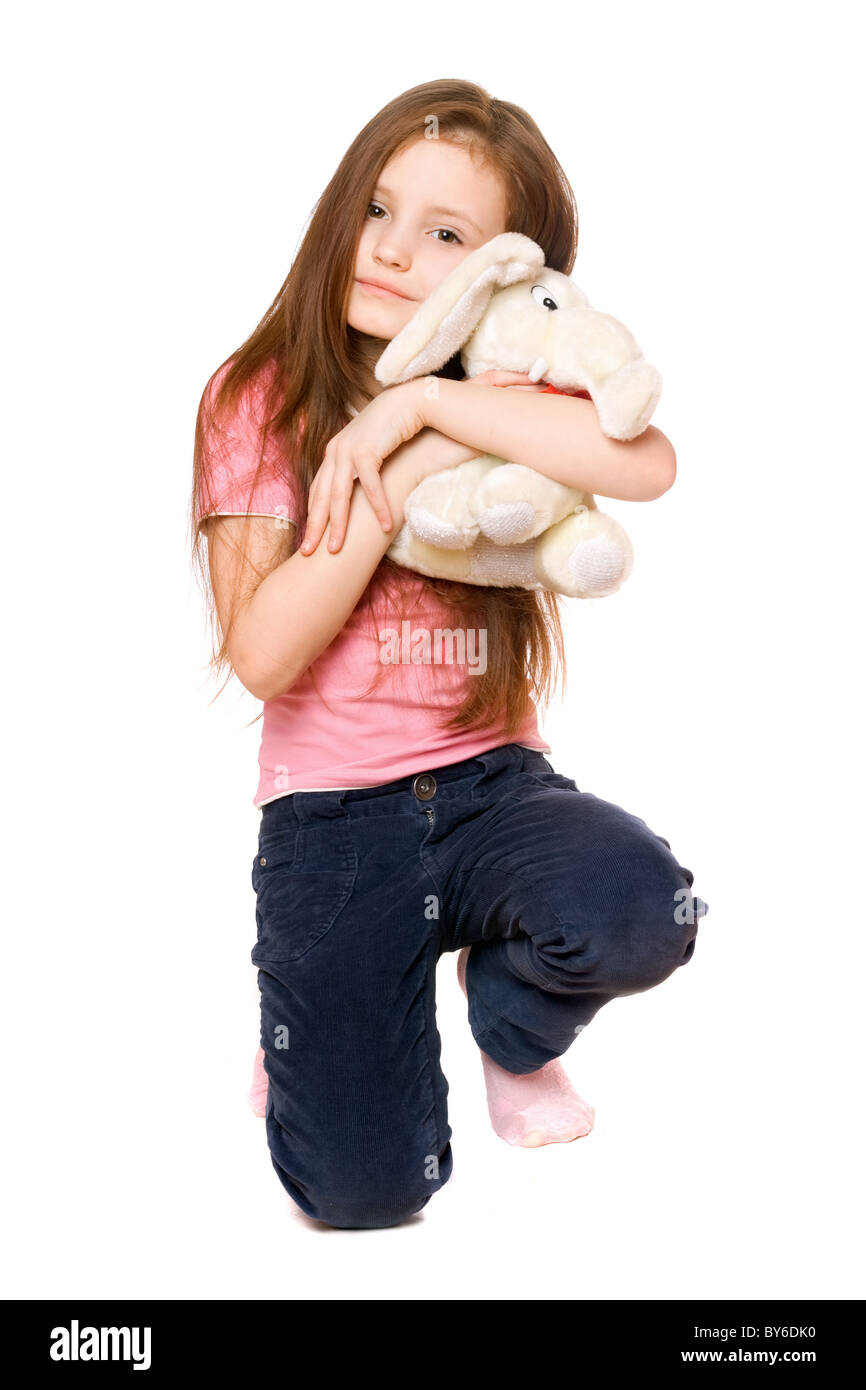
left=3, top=0, right=863, bottom=1301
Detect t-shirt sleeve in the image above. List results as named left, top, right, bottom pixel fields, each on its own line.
left=195, top=360, right=301, bottom=531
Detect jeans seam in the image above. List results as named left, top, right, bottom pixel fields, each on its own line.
left=453, top=864, right=567, bottom=991
left=420, top=932, right=449, bottom=1178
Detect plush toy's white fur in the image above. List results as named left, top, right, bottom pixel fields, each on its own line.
left=356, top=232, right=662, bottom=599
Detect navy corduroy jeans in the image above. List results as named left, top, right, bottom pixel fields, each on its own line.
left=250, top=742, right=708, bottom=1229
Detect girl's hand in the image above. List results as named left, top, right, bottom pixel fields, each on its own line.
left=301, top=380, right=425, bottom=555
left=461, top=369, right=549, bottom=392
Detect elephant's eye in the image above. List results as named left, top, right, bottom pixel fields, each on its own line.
left=531, top=284, right=559, bottom=311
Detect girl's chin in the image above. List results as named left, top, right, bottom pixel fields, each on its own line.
left=348, top=304, right=412, bottom=342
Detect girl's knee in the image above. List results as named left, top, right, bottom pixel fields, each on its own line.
left=609, top=853, right=708, bottom=991
left=305, top=1187, right=433, bottom=1230
left=275, top=1141, right=453, bottom=1231
left=561, top=836, right=708, bottom=992
left=300, top=1158, right=451, bottom=1230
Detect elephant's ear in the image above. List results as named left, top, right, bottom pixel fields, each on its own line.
left=374, top=232, right=545, bottom=385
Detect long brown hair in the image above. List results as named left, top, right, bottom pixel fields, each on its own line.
left=190, top=77, right=578, bottom=734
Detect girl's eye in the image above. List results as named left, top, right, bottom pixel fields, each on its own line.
left=365, top=204, right=462, bottom=245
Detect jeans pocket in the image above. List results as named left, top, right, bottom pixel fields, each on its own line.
left=251, top=819, right=358, bottom=964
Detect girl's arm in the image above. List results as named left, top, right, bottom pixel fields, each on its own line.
left=302, top=372, right=548, bottom=555
left=419, top=378, right=676, bottom=502
left=206, top=427, right=480, bottom=703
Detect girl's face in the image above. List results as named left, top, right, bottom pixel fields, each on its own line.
left=348, top=137, right=509, bottom=345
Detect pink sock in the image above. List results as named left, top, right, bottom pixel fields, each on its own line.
left=248, top=1045, right=268, bottom=1117
left=457, top=946, right=595, bottom=1147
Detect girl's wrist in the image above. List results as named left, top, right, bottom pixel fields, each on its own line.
left=414, top=374, right=448, bottom=431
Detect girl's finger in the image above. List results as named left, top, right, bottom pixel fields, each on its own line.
left=355, top=458, right=393, bottom=534
left=300, top=459, right=333, bottom=554
left=324, top=460, right=356, bottom=553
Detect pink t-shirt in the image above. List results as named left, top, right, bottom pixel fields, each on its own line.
left=196, top=359, right=551, bottom=807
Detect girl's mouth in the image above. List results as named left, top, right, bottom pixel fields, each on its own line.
left=356, top=279, right=412, bottom=301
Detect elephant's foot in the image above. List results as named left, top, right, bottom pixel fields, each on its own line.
left=476, top=463, right=581, bottom=544
left=386, top=525, right=474, bottom=581
left=475, top=499, right=538, bottom=545
left=405, top=503, right=479, bottom=550
left=404, top=456, right=497, bottom=550
left=534, top=510, right=634, bottom=598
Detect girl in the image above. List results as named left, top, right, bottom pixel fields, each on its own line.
left=191, top=79, right=708, bottom=1231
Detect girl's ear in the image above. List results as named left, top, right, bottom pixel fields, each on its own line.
left=374, top=232, right=545, bottom=385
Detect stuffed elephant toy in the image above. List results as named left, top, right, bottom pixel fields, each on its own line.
left=356, top=231, right=662, bottom=599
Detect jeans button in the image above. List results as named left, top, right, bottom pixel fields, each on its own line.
left=413, top=773, right=437, bottom=801
left=259, top=856, right=267, bottom=866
